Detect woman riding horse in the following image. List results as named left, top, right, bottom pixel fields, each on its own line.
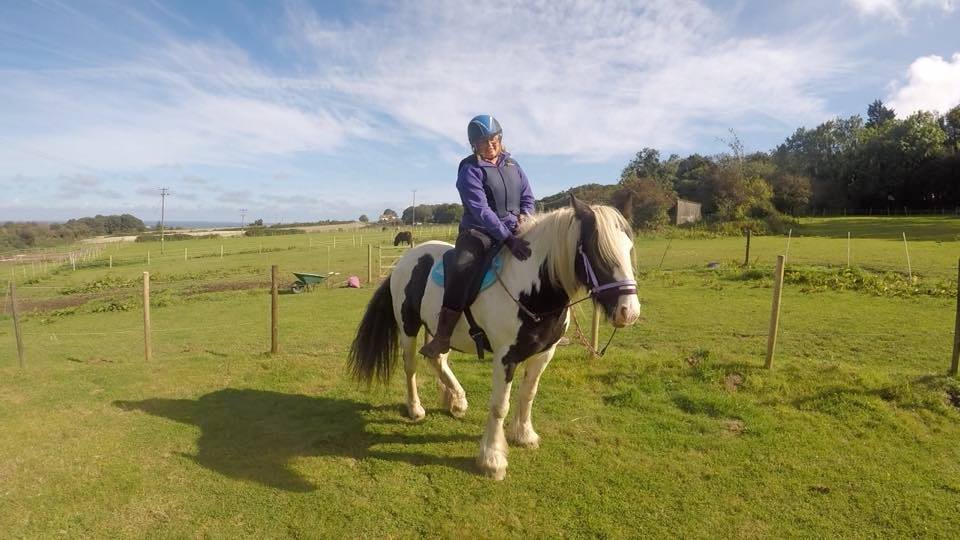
left=348, top=195, right=641, bottom=480
left=419, top=114, right=537, bottom=359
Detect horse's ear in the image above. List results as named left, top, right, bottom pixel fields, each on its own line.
left=569, top=193, right=594, bottom=221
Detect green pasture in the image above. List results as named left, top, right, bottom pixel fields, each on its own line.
left=1, top=217, right=960, bottom=537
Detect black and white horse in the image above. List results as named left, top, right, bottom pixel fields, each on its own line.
left=348, top=196, right=640, bottom=480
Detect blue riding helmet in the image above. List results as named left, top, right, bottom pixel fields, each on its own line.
left=467, top=115, right=503, bottom=146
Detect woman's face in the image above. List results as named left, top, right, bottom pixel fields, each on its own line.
left=475, top=134, right=502, bottom=161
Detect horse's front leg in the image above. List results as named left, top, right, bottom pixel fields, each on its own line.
left=507, top=346, right=556, bottom=449
left=477, top=348, right=513, bottom=480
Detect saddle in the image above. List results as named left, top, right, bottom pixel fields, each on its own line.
left=430, top=245, right=504, bottom=359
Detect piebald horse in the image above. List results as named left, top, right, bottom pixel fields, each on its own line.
left=348, top=196, right=640, bottom=480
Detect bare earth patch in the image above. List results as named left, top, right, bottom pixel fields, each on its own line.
left=722, top=419, right=746, bottom=436
left=724, top=372, right=744, bottom=392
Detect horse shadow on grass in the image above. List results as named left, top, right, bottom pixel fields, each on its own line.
left=114, top=388, right=475, bottom=492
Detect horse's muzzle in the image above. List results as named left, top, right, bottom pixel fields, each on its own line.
left=612, top=298, right=641, bottom=327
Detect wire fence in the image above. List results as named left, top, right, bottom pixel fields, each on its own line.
left=1, top=224, right=958, bottom=372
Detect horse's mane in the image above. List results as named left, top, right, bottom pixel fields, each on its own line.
left=517, top=205, right=632, bottom=296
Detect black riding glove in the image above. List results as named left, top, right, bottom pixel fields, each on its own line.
left=504, top=235, right=532, bottom=261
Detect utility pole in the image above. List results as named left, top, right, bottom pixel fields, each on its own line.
left=411, top=189, right=417, bottom=227
left=240, top=208, right=248, bottom=230
left=159, top=188, right=170, bottom=254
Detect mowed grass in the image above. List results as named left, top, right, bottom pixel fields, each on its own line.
left=1, top=217, right=960, bottom=537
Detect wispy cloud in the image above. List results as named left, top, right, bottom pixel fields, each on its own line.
left=0, top=0, right=852, bottom=176
left=846, top=0, right=955, bottom=25
left=291, top=1, right=850, bottom=159
left=7, top=0, right=932, bottom=221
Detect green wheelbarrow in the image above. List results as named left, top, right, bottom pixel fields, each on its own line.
left=290, top=272, right=333, bottom=293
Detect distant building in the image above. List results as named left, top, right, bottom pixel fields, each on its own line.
left=378, top=213, right=399, bottom=223
left=674, top=198, right=702, bottom=225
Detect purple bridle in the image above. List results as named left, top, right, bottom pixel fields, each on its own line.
left=578, top=244, right=637, bottom=298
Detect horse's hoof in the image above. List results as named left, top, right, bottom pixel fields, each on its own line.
left=507, top=422, right=540, bottom=449
left=477, top=448, right=507, bottom=480
left=407, top=403, right=426, bottom=422
left=449, top=396, right=468, bottom=418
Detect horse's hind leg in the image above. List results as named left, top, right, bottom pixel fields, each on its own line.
left=426, top=353, right=468, bottom=418
left=507, top=347, right=556, bottom=449
left=400, top=333, right=426, bottom=421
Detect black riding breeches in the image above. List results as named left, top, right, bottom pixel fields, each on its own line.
left=441, top=229, right=494, bottom=311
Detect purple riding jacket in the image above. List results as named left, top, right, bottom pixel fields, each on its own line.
left=456, top=151, right=536, bottom=241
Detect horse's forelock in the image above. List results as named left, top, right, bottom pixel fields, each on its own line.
left=591, top=206, right=633, bottom=271
left=521, top=204, right=633, bottom=296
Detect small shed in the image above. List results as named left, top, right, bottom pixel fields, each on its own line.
left=674, top=198, right=702, bottom=225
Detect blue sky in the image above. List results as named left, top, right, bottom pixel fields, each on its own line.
left=1, top=0, right=958, bottom=224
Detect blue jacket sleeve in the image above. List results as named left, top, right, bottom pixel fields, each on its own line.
left=517, top=164, right=536, bottom=215
left=457, top=165, right=512, bottom=241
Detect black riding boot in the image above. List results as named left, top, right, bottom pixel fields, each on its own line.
left=419, top=307, right=462, bottom=359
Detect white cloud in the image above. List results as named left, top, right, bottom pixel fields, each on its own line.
left=847, top=0, right=955, bottom=23
left=887, top=53, right=960, bottom=114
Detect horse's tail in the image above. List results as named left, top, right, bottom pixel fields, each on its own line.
left=347, top=277, right=399, bottom=384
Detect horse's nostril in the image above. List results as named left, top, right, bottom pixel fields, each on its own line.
left=619, top=306, right=628, bottom=319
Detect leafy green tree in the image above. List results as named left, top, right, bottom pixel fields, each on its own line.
left=431, top=204, right=464, bottom=224
left=942, top=105, right=960, bottom=153
left=611, top=177, right=675, bottom=229
left=358, top=214, right=369, bottom=223
left=770, top=174, right=813, bottom=215
left=866, top=99, right=896, bottom=128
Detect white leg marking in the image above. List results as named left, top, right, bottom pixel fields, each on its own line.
left=507, top=347, right=556, bottom=449
left=478, top=352, right=512, bottom=480
left=402, top=334, right=425, bottom=421
left=427, top=354, right=468, bottom=418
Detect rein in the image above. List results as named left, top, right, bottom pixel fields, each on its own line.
left=493, top=243, right=637, bottom=356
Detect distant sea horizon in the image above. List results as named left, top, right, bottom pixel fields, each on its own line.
left=151, top=220, right=243, bottom=229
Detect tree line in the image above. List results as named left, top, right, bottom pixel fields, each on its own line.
left=1, top=214, right=146, bottom=250
left=367, top=204, right=465, bottom=226
left=542, top=100, right=960, bottom=233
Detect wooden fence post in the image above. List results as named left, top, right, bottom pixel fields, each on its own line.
left=847, top=232, right=851, bottom=268
left=951, top=258, right=960, bottom=376
left=147, top=251, right=150, bottom=265
left=109, top=256, right=113, bottom=268
left=367, top=244, right=373, bottom=284
left=743, top=229, right=752, bottom=267
left=591, top=302, right=601, bottom=357
left=271, top=265, right=279, bottom=354
left=902, top=232, right=912, bottom=279
left=784, top=229, right=792, bottom=265
left=220, top=245, right=224, bottom=259
left=142, top=272, right=151, bottom=362
left=10, top=281, right=25, bottom=368
left=378, top=245, right=383, bottom=278
left=184, top=248, right=187, bottom=261
left=765, top=255, right=785, bottom=369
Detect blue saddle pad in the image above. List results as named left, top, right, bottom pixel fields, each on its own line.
left=431, top=250, right=503, bottom=292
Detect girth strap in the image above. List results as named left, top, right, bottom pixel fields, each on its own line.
left=463, top=307, right=490, bottom=360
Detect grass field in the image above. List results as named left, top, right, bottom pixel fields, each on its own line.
left=1, top=216, right=960, bottom=537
